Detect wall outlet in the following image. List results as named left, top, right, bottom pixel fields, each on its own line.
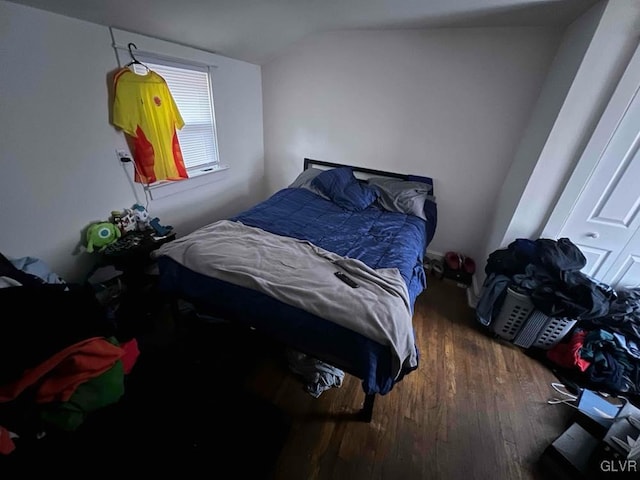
left=116, top=149, right=132, bottom=162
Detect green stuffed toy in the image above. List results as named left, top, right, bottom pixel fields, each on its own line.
left=86, top=222, right=121, bottom=253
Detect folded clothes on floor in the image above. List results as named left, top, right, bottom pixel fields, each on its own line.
left=286, top=349, right=344, bottom=398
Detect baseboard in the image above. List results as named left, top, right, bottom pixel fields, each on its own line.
left=425, top=249, right=444, bottom=261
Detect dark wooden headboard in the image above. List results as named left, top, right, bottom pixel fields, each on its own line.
left=303, top=158, right=434, bottom=193
left=304, top=158, right=408, bottom=179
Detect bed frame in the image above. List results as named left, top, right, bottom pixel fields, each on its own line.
left=173, top=158, right=427, bottom=422
left=304, top=157, right=412, bottom=180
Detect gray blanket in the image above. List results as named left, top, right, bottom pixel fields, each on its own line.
left=154, top=220, right=417, bottom=378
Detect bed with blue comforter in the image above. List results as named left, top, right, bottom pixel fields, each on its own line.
left=156, top=160, right=437, bottom=401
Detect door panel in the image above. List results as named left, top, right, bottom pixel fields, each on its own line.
left=578, top=245, right=611, bottom=278
left=611, top=255, right=640, bottom=288
left=601, top=225, right=640, bottom=288
left=590, top=134, right=640, bottom=227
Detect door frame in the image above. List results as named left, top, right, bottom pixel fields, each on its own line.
left=542, top=42, right=640, bottom=239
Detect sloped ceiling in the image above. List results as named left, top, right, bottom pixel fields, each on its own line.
left=7, top=0, right=596, bottom=64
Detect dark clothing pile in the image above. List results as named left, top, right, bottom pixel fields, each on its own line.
left=580, top=329, right=639, bottom=393
left=477, top=238, right=614, bottom=325
left=0, top=253, right=133, bottom=455
left=0, top=284, right=117, bottom=386
left=581, top=289, right=640, bottom=341
left=477, top=238, right=640, bottom=397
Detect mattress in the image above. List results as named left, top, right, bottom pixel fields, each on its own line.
left=157, top=186, right=436, bottom=394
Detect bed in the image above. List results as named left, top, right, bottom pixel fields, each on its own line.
left=154, top=158, right=437, bottom=420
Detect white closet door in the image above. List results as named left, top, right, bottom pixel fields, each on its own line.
left=557, top=46, right=640, bottom=288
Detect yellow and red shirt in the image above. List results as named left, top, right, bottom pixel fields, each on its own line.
left=113, top=68, right=187, bottom=183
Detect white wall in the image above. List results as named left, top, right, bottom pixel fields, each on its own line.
left=481, top=2, right=604, bottom=264
left=262, top=28, right=561, bottom=263
left=0, top=1, right=264, bottom=282
left=480, top=0, right=640, bottom=286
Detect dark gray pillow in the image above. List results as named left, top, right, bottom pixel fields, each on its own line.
left=368, top=177, right=436, bottom=220
left=288, top=168, right=323, bottom=188
left=288, top=168, right=330, bottom=199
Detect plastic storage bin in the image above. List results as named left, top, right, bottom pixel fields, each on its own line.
left=513, top=310, right=549, bottom=348
left=533, top=317, right=577, bottom=349
left=490, top=287, right=534, bottom=341
left=490, top=287, right=577, bottom=349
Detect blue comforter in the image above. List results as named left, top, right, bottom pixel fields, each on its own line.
left=231, top=187, right=436, bottom=306
left=157, top=187, right=437, bottom=394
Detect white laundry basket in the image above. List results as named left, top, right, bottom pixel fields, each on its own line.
left=532, top=317, right=577, bottom=350
left=490, top=287, right=577, bottom=349
left=490, top=287, right=534, bottom=341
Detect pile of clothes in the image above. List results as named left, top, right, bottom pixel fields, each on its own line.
left=546, top=289, right=640, bottom=396
left=286, top=348, right=344, bottom=398
left=477, top=238, right=640, bottom=398
left=0, top=253, right=139, bottom=455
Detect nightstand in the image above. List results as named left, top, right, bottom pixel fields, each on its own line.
left=101, top=230, right=176, bottom=286
left=97, top=230, right=176, bottom=339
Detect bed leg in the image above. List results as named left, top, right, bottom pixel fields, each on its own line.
left=168, top=296, right=183, bottom=328
left=168, top=296, right=191, bottom=340
left=359, top=393, right=375, bottom=422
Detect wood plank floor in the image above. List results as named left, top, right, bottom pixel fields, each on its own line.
left=241, top=277, right=572, bottom=480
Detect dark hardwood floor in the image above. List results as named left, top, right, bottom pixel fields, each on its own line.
left=240, top=277, right=573, bottom=480
left=0, top=273, right=574, bottom=477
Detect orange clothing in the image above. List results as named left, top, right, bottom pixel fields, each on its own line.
left=113, top=68, right=187, bottom=183
left=0, top=337, right=124, bottom=404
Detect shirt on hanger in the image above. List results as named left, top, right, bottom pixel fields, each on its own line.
left=113, top=68, right=187, bottom=183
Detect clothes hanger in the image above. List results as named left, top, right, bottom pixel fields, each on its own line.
left=125, top=43, right=150, bottom=72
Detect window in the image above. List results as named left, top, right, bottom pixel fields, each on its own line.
left=134, top=57, right=220, bottom=176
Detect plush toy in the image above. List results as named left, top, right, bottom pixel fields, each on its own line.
left=110, top=211, right=124, bottom=233
left=111, top=209, right=136, bottom=234
left=149, top=218, right=173, bottom=237
left=131, top=204, right=152, bottom=231
left=86, top=222, right=121, bottom=253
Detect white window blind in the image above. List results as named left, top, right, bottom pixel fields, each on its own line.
left=134, top=59, right=219, bottom=173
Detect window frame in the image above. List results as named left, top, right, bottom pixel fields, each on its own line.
left=113, top=47, right=222, bottom=186
left=136, top=52, right=221, bottom=180
left=111, top=31, right=232, bottom=201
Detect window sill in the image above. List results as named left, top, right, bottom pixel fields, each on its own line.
left=146, top=164, right=229, bottom=200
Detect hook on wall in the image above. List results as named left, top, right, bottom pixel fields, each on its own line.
left=127, top=42, right=140, bottom=64
left=125, top=42, right=149, bottom=71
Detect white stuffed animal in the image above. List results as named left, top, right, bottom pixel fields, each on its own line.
left=131, top=204, right=152, bottom=231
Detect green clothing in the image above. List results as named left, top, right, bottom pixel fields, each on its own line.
left=40, top=360, right=125, bottom=431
